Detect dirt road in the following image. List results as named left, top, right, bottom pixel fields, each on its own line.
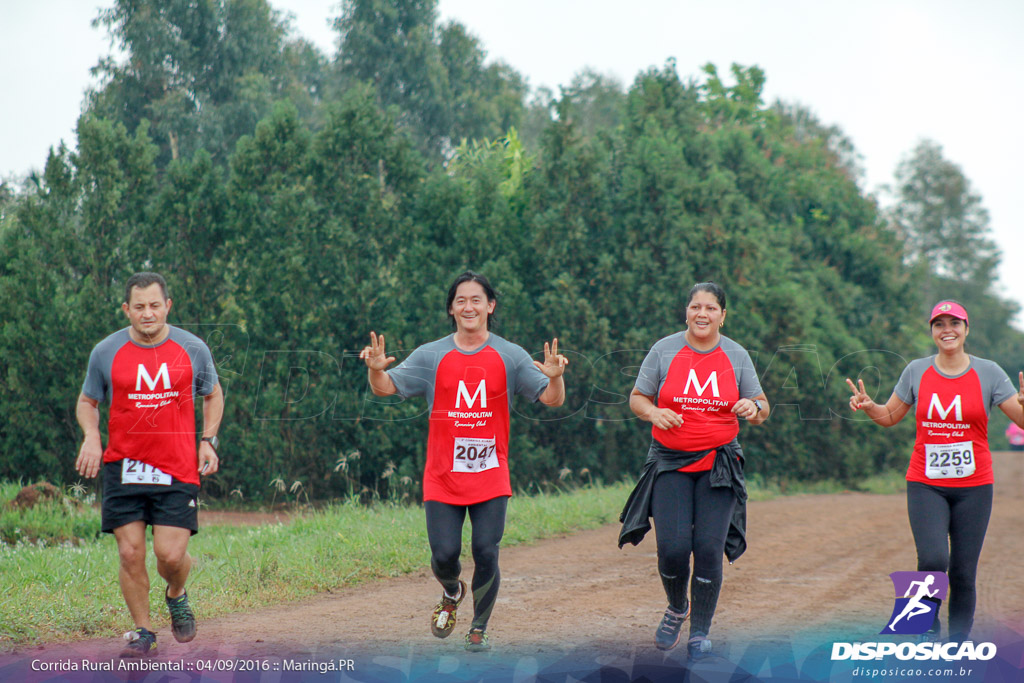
left=7, top=452, right=1024, bottom=681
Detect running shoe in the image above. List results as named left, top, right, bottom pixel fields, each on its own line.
left=654, top=604, right=690, bottom=651
left=120, top=627, right=157, bottom=658
left=917, top=624, right=942, bottom=644
left=430, top=579, right=467, bottom=639
left=687, top=633, right=713, bottom=661
left=465, top=628, right=490, bottom=652
left=165, top=588, right=197, bottom=643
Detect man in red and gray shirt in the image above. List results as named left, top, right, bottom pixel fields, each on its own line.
left=76, top=272, right=223, bottom=657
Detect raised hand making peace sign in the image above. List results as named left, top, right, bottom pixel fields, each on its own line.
left=533, top=338, right=569, bottom=378
left=360, top=331, right=396, bottom=371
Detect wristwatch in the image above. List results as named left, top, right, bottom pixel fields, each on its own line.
left=201, top=436, right=219, bottom=452
left=752, top=399, right=763, bottom=413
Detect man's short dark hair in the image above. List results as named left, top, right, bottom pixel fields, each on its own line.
left=124, top=272, right=169, bottom=303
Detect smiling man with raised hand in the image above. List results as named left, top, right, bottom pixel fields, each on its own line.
left=360, top=270, right=567, bottom=652
left=76, top=272, right=223, bottom=657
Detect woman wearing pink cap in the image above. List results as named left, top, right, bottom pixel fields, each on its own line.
left=846, top=300, right=1024, bottom=641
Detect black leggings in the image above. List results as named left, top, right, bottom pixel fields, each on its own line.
left=424, top=496, right=508, bottom=630
left=906, top=481, right=993, bottom=640
left=651, top=469, right=736, bottom=635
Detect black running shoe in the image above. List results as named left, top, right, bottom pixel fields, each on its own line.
left=165, top=589, right=197, bottom=643
left=120, top=627, right=157, bottom=658
left=654, top=604, right=690, bottom=651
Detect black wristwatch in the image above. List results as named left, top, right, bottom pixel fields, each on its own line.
left=752, top=399, right=764, bottom=413
left=201, top=436, right=219, bottom=452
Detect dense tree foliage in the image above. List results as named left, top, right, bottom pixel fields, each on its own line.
left=2, top=0, right=1020, bottom=501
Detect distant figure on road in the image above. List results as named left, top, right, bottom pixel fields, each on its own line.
left=1006, top=422, right=1024, bottom=451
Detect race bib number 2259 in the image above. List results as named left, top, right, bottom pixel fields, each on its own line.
left=452, top=437, right=498, bottom=473
left=925, top=440, right=975, bottom=480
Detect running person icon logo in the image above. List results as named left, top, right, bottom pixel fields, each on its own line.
left=880, top=571, right=949, bottom=635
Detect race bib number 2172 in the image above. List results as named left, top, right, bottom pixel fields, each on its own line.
left=452, top=437, right=499, bottom=473
left=121, top=459, right=172, bottom=485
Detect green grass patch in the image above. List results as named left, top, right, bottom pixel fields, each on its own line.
left=0, top=482, right=101, bottom=546
left=0, top=481, right=633, bottom=651
left=745, top=469, right=908, bottom=501
left=850, top=469, right=909, bottom=495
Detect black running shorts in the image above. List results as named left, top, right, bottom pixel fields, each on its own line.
left=101, top=461, right=200, bottom=534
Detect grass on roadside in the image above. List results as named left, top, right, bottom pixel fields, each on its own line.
left=0, top=467, right=910, bottom=652
left=0, top=481, right=633, bottom=651
left=745, top=469, right=908, bottom=501
left=0, top=482, right=101, bottom=546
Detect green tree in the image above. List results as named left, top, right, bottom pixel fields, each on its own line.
left=0, top=117, right=160, bottom=484
left=887, top=139, right=1020, bottom=369
left=889, top=139, right=999, bottom=299
left=90, top=0, right=325, bottom=166
left=333, top=0, right=527, bottom=157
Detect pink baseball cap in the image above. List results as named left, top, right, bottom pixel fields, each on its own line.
left=929, top=301, right=968, bottom=325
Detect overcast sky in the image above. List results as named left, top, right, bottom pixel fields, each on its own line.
left=2, top=0, right=1021, bottom=321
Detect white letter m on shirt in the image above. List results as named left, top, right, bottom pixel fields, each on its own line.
left=456, top=380, right=487, bottom=408
left=683, top=370, right=720, bottom=397
left=927, top=394, right=962, bottom=422
left=136, top=363, right=172, bottom=391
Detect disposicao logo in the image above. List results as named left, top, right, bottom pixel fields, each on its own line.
left=881, top=571, right=948, bottom=635
left=831, top=571, right=997, bottom=662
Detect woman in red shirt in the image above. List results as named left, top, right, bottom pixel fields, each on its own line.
left=848, top=300, right=1024, bottom=641
left=621, top=282, right=769, bottom=659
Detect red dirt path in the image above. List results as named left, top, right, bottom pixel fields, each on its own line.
left=8, top=452, right=1024, bottom=680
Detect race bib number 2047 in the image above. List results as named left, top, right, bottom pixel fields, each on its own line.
left=121, top=458, right=172, bottom=485
left=452, top=437, right=499, bottom=473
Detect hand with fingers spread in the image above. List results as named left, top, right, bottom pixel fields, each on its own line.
left=846, top=377, right=877, bottom=412
left=533, top=338, right=569, bottom=379
left=360, top=331, right=396, bottom=371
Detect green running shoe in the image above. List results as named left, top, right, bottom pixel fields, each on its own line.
left=166, top=588, right=197, bottom=643
left=120, top=627, right=157, bottom=658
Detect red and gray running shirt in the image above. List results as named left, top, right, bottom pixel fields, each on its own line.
left=81, top=326, right=218, bottom=486
left=387, top=334, right=550, bottom=505
left=635, top=333, right=762, bottom=470
left=894, top=355, right=1015, bottom=487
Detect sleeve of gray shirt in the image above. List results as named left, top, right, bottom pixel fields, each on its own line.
left=722, top=338, right=763, bottom=399
left=893, top=357, right=927, bottom=405
left=634, top=343, right=667, bottom=398
left=81, top=330, right=127, bottom=402
left=510, top=342, right=550, bottom=403
left=81, top=344, right=110, bottom=402
left=974, top=357, right=1016, bottom=409
left=387, top=344, right=438, bottom=399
